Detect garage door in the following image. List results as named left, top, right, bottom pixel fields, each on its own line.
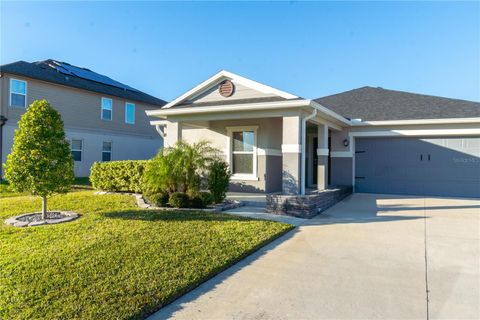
left=355, top=137, right=480, bottom=198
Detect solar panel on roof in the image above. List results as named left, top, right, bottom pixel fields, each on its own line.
left=52, top=61, right=139, bottom=92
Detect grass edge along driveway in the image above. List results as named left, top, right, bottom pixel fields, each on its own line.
left=0, top=191, right=293, bottom=319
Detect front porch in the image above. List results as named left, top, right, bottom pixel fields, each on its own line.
left=161, top=114, right=353, bottom=217
left=266, top=185, right=353, bottom=218
left=227, top=186, right=353, bottom=219
left=147, top=70, right=354, bottom=217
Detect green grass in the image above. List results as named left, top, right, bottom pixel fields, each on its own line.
left=0, top=180, right=27, bottom=198
left=0, top=191, right=293, bottom=319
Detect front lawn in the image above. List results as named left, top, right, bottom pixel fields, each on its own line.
left=0, top=191, right=292, bottom=319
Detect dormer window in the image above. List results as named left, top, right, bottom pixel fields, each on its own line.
left=101, top=97, right=112, bottom=121
left=10, top=79, right=27, bottom=108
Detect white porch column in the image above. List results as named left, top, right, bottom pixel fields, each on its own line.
left=164, top=121, right=182, bottom=147
left=281, top=116, right=301, bottom=194
left=317, top=124, right=329, bottom=190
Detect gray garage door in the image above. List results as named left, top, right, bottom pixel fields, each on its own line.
left=355, top=137, right=480, bottom=198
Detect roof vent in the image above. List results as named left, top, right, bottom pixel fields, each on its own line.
left=219, top=80, right=234, bottom=97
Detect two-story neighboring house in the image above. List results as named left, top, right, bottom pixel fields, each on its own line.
left=0, top=59, right=166, bottom=177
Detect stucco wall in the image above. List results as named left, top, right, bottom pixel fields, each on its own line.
left=180, top=117, right=283, bottom=192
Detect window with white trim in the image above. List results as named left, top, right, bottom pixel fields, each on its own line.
left=102, top=141, right=112, bottom=161
left=228, top=126, right=258, bottom=179
left=101, top=97, right=112, bottom=120
left=125, top=102, right=135, bottom=124
left=71, top=139, right=83, bottom=162
left=10, top=79, right=27, bottom=108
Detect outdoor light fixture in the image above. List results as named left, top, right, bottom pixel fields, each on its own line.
left=343, top=138, right=349, bottom=147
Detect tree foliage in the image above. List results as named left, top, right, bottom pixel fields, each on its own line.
left=208, top=160, right=232, bottom=204
left=3, top=99, right=74, bottom=217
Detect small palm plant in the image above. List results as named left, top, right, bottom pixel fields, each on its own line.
left=144, top=140, right=220, bottom=196
left=175, top=140, right=219, bottom=195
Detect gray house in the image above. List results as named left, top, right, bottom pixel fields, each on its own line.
left=147, top=71, right=480, bottom=208
left=0, top=59, right=166, bottom=177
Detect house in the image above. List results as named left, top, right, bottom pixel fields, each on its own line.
left=0, top=59, right=166, bottom=177
left=146, top=71, right=479, bottom=216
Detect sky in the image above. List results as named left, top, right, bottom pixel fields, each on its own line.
left=1, top=1, right=479, bottom=102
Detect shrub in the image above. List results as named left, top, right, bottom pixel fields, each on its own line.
left=144, top=191, right=169, bottom=207
left=199, top=191, right=214, bottom=207
left=188, top=195, right=205, bottom=209
left=168, top=192, right=190, bottom=208
left=90, top=160, right=148, bottom=193
left=208, top=160, right=231, bottom=204
left=3, top=99, right=74, bottom=219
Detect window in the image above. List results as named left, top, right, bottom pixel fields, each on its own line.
left=227, top=126, right=258, bottom=180
left=102, top=141, right=112, bottom=161
left=10, top=79, right=27, bottom=108
left=71, top=139, right=83, bottom=162
left=101, top=97, right=112, bottom=120
left=125, top=102, right=135, bottom=124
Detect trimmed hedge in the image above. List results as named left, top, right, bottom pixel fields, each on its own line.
left=90, top=160, right=148, bottom=193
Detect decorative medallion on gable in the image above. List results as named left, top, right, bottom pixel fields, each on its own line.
left=219, top=80, right=235, bottom=97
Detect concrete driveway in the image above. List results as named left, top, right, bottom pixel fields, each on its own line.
left=150, top=193, right=480, bottom=320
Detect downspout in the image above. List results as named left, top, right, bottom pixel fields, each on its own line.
left=0, top=115, right=7, bottom=179
left=154, top=124, right=165, bottom=140
left=300, top=108, right=317, bottom=195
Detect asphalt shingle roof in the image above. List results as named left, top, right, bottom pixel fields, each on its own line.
left=1, top=60, right=166, bottom=106
left=315, top=86, right=480, bottom=121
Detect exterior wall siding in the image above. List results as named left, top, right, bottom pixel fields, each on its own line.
left=0, top=73, right=163, bottom=177
left=2, top=124, right=162, bottom=177
left=1, top=74, right=159, bottom=137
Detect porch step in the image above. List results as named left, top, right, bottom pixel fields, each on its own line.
left=240, top=200, right=266, bottom=208
left=226, top=192, right=267, bottom=208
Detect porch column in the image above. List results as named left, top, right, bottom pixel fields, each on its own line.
left=164, top=121, right=182, bottom=147
left=281, top=116, right=301, bottom=194
left=317, top=124, right=329, bottom=190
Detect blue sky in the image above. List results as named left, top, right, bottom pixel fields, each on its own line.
left=1, top=1, right=479, bottom=102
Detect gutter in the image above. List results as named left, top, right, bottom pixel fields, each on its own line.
left=300, top=109, right=317, bottom=195
left=146, top=99, right=352, bottom=128
left=145, top=99, right=312, bottom=117
left=351, top=117, right=480, bottom=126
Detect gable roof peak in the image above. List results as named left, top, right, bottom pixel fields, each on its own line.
left=161, top=70, right=300, bottom=109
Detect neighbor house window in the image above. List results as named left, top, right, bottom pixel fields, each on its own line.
left=71, top=139, right=83, bottom=162
left=227, top=126, right=258, bottom=180
left=102, top=141, right=112, bottom=161
left=101, top=97, right=112, bottom=120
left=10, top=79, right=27, bottom=108
left=125, top=102, right=135, bottom=124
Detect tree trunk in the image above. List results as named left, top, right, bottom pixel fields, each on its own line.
left=41, top=196, right=47, bottom=220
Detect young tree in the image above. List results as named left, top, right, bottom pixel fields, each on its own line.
left=3, top=99, right=74, bottom=219
left=208, top=160, right=231, bottom=204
